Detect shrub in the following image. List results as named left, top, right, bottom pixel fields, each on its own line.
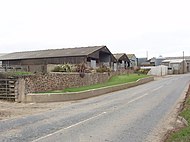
left=61, top=64, right=72, bottom=72
left=52, top=64, right=73, bottom=72
left=52, top=66, right=62, bottom=72
left=96, top=65, right=110, bottom=73
left=135, top=69, right=150, bottom=75
left=75, top=63, right=87, bottom=73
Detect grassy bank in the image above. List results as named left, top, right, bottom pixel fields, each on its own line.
left=166, top=85, right=190, bottom=142
left=44, top=74, right=148, bottom=93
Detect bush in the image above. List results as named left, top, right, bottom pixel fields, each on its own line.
left=61, top=64, right=72, bottom=72
left=52, top=64, right=73, bottom=72
left=135, top=69, right=150, bottom=75
left=96, top=65, right=111, bottom=73
left=75, top=63, right=87, bottom=73
left=52, top=66, right=62, bottom=72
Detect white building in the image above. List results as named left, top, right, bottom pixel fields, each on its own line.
left=162, top=59, right=187, bottom=74
left=141, top=65, right=168, bottom=76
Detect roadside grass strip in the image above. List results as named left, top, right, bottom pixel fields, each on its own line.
left=39, top=74, right=148, bottom=94
left=166, top=85, right=190, bottom=142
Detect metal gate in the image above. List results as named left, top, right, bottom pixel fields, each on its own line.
left=0, top=79, right=17, bottom=101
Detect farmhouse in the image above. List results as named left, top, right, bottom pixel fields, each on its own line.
left=113, top=53, right=130, bottom=70
left=0, top=46, right=117, bottom=73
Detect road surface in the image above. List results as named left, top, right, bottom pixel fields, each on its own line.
left=0, top=74, right=190, bottom=142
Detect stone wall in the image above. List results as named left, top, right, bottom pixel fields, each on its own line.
left=25, top=77, right=154, bottom=103
left=20, top=72, right=112, bottom=94
left=15, top=70, right=134, bottom=102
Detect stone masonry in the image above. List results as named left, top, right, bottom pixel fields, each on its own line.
left=21, top=72, right=111, bottom=94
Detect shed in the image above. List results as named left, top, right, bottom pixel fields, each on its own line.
left=126, top=54, right=137, bottom=68
left=166, top=56, right=190, bottom=72
left=162, top=59, right=187, bottom=74
left=113, top=53, right=130, bottom=70
left=0, top=54, right=7, bottom=72
left=0, top=54, right=6, bottom=66
left=137, top=58, right=148, bottom=66
left=0, top=46, right=116, bottom=73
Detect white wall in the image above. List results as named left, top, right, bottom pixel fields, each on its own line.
left=147, top=65, right=168, bottom=76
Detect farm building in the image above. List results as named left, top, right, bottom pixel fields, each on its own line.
left=0, top=46, right=117, bottom=73
left=139, top=56, right=166, bottom=67
left=162, top=59, right=187, bottom=74
left=0, top=54, right=7, bottom=72
left=126, top=54, right=138, bottom=69
left=0, top=54, right=6, bottom=67
left=113, top=53, right=130, bottom=70
left=141, top=65, right=168, bottom=76
left=165, top=56, right=190, bottom=72
left=137, top=57, right=148, bottom=66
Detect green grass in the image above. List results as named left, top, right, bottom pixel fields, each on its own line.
left=0, top=71, right=33, bottom=78
left=166, top=90, right=190, bottom=142
left=42, top=74, right=148, bottom=93
left=11, top=71, right=33, bottom=76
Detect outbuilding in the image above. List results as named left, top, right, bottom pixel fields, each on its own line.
left=113, top=53, right=130, bottom=70
left=0, top=46, right=116, bottom=73
left=126, top=54, right=138, bottom=69
left=162, top=59, right=187, bottom=74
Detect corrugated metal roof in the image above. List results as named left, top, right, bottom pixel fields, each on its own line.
left=162, top=59, right=184, bottom=64
left=162, top=59, right=170, bottom=63
left=166, top=56, right=190, bottom=60
left=0, top=46, right=106, bottom=60
left=170, top=59, right=184, bottom=64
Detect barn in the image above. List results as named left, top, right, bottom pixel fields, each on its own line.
left=0, top=46, right=117, bottom=73
left=113, top=53, right=130, bottom=70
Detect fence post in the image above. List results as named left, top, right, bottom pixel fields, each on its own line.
left=17, top=78, right=26, bottom=103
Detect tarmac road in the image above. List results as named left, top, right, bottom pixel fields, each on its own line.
left=0, top=74, right=190, bottom=142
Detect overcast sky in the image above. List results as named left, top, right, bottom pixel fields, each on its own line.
left=0, top=0, right=190, bottom=58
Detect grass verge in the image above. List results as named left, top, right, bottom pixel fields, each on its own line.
left=41, top=73, right=148, bottom=93
left=166, top=85, right=190, bottom=142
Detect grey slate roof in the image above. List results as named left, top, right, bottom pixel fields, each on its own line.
left=0, top=53, right=6, bottom=57
left=0, top=46, right=106, bottom=60
left=126, top=54, right=136, bottom=59
left=113, top=53, right=125, bottom=60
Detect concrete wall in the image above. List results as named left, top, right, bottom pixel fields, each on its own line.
left=25, top=76, right=154, bottom=103
left=147, top=65, right=168, bottom=76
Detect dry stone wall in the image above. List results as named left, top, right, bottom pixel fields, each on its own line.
left=21, top=72, right=111, bottom=94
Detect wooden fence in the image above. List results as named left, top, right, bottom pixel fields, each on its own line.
left=0, top=79, right=17, bottom=101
